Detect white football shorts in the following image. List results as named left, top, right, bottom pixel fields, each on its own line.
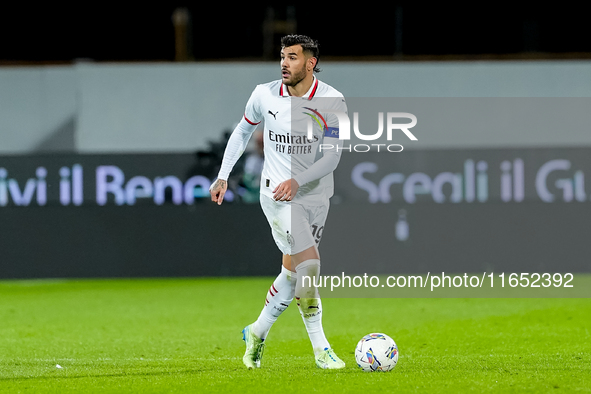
left=259, top=194, right=329, bottom=255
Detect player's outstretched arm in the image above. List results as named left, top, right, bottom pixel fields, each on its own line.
left=210, top=117, right=258, bottom=205
left=292, top=137, right=343, bottom=187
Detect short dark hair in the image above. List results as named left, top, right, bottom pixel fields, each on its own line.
left=281, top=35, right=321, bottom=73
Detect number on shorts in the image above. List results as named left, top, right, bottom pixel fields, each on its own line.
left=311, top=225, right=324, bottom=244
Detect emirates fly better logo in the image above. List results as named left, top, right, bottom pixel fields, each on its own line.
left=303, top=107, right=418, bottom=153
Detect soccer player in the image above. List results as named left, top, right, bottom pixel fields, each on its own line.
left=209, top=34, right=346, bottom=369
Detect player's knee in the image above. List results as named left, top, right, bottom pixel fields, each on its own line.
left=295, top=259, right=321, bottom=298
left=295, top=259, right=321, bottom=278
left=292, top=246, right=320, bottom=266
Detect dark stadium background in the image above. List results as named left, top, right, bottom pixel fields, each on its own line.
left=1, top=4, right=591, bottom=63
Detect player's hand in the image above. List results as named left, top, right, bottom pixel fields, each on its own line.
left=209, top=179, right=227, bottom=205
left=273, top=178, right=299, bottom=201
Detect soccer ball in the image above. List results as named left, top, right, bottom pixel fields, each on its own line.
left=355, top=333, right=398, bottom=372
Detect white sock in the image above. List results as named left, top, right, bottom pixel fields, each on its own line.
left=295, top=259, right=330, bottom=355
left=252, top=266, right=295, bottom=340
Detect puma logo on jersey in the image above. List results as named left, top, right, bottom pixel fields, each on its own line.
left=268, top=110, right=278, bottom=120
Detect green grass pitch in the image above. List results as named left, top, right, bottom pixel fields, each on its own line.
left=0, top=277, right=590, bottom=393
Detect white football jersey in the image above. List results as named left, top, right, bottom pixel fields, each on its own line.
left=243, top=76, right=347, bottom=205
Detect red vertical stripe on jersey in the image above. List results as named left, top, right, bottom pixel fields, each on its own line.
left=279, top=84, right=284, bottom=96
left=308, top=78, right=319, bottom=100
left=244, top=114, right=260, bottom=125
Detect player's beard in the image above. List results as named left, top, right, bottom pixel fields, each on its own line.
left=283, top=64, right=307, bottom=87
